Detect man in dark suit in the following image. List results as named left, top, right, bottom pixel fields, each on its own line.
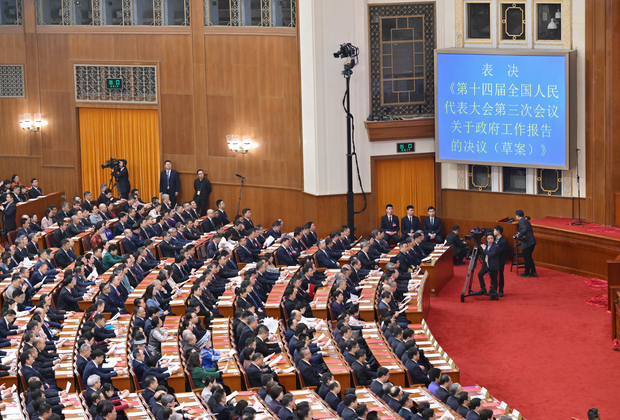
left=28, top=178, right=43, bottom=198
left=475, top=233, right=501, bottom=300
left=55, top=239, right=76, bottom=268
left=357, top=241, right=378, bottom=270
left=202, top=209, right=217, bottom=233
left=52, top=220, right=69, bottom=248
left=433, top=374, right=451, bottom=402
left=466, top=398, right=483, bottom=420
left=278, top=395, right=296, bottom=420
left=340, top=395, right=358, bottom=420
left=83, top=350, right=119, bottom=387
left=422, top=206, right=442, bottom=243
left=192, top=170, right=212, bottom=216
left=159, top=231, right=184, bottom=258
left=56, top=277, right=82, bottom=311
left=236, top=237, right=257, bottom=263
left=369, top=367, right=390, bottom=397
left=380, top=204, right=400, bottom=243
left=493, top=225, right=510, bottom=296
left=298, top=347, right=321, bottom=386
left=401, top=205, right=421, bottom=238
left=351, top=349, right=373, bottom=386
left=246, top=353, right=277, bottom=388
left=159, top=160, right=180, bottom=207
left=324, top=382, right=341, bottom=411
left=445, top=225, right=469, bottom=265
left=215, top=200, right=229, bottom=225
left=276, top=237, right=296, bottom=266
left=398, top=395, right=416, bottom=420
left=241, top=208, right=254, bottom=231
left=515, top=209, right=537, bottom=277
left=67, top=215, right=84, bottom=237
left=316, top=239, right=338, bottom=269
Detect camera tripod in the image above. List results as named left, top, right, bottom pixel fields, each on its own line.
left=461, top=244, right=489, bottom=302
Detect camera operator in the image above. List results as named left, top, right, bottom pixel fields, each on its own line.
left=514, top=209, right=537, bottom=277
left=474, top=232, right=500, bottom=300
left=0, top=193, right=16, bottom=232
left=493, top=226, right=509, bottom=296
left=445, top=225, right=469, bottom=265
left=111, top=159, right=131, bottom=199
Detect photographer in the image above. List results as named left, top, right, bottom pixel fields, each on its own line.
left=445, top=225, right=469, bottom=265
left=515, top=210, right=537, bottom=277
left=110, top=159, right=131, bottom=199
left=474, top=232, right=500, bottom=300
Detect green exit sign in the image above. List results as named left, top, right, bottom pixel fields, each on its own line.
left=106, top=78, right=123, bottom=90
left=397, top=142, right=415, bottom=153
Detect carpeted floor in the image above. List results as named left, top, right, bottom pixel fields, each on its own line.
left=425, top=263, right=620, bottom=420
left=530, top=216, right=620, bottom=240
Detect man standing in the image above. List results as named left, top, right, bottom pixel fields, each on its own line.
left=193, top=170, right=212, bottom=216
left=159, top=160, right=180, bottom=207
left=515, top=210, right=537, bottom=277
left=493, top=225, right=509, bottom=296
left=475, top=233, right=500, bottom=300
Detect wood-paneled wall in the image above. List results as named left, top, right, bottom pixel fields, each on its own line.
left=0, top=0, right=343, bottom=235
left=441, top=189, right=583, bottom=221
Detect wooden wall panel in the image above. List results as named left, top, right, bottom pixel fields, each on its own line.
left=160, top=94, right=195, bottom=154
left=441, top=189, right=582, bottom=221
left=205, top=36, right=234, bottom=96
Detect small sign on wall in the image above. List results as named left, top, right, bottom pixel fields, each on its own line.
left=397, top=142, right=415, bottom=153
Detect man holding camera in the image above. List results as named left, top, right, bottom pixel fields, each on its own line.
left=515, top=209, right=537, bottom=277
left=110, top=159, right=130, bottom=199
left=475, top=232, right=500, bottom=300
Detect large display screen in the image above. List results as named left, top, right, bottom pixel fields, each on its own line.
left=435, top=49, right=575, bottom=169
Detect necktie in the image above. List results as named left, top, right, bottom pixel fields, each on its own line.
left=167, top=170, right=170, bottom=188
left=431, top=217, right=434, bottom=226
left=389, top=216, right=392, bottom=222
left=409, top=216, right=412, bottom=225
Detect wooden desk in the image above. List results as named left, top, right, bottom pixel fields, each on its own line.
left=420, top=246, right=454, bottom=296
left=612, top=290, right=620, bottom=341
left=411, top=321, right=460, bottom=384
left=210, top=318, right=243, bottom=392
left=15, top=191, right=65, bottom=222
left=402, top=387, right=456, bottom=418
left=403, top=272, right=430, bottom=325
left=228, top=391, right=277, bottom=419
left=461, top=385, right=525, bottom=419
left=360, top=323, right=407, bottom=387
left=288, top=389, right=339, bottom=420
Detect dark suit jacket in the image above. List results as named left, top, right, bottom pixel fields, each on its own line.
left=481, top=242, right=501, bottom=271
left=53, top=228, right=69, bottom=248
left=159, top=169, right=180, bottom=196
left=380, top=214, right=400, bottom=233
left=495, top=235, right=509, bottom=265
left=517, top=217, right=536, bottom=249
left=2, top=202, right=16, bottom=232
left=405, top=359, right=429, bottom=385
left=325, top=392, right=341, bottom=411
left=351, top=360, right=372, bottom=385
left=316, top=249, right=338, bottom=269
left=193, top=177, right=212, bottom=202
left=246, top=363, right=266, bottom=388
left=434, top=386, right=450, bottom=403
left=278, top=407, right=295, bottom=420
left=57, top=287, right=81, bottom=311
left=159, top=240, right=183, bottom=258
left=55, top=248, right=74, bottom=268
left=276, top=246, right=295, bottom=266
left=370, top=379, right=384, bottom=397
left=298, top=359, right=320, bottom=386
left=423, top=217, right=442, bottom=236
left=242, top=218, right=254, bottom=231
left=401, top=215, right=421, bottom=236
left=341, top=407, right=358, bottom=420
left=357, top=251, right=377, bottom=270
left=236, top=246, right=256, bottom=263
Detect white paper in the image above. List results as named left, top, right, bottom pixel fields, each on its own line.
left=264, top=236, right=275, bottom=247
left=22, top=258, right=33, bottom=268
left=65, top=382, right=71, bottom=392
left=438, top=411, right=455, bottom=420
left=227, top=391, right=239, bottom=402
left=282, top=366, right=295, bottom=373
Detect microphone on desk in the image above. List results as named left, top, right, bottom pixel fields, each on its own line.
left=236, top=174, right=245, bottom=179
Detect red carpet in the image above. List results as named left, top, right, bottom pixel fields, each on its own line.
left=530, top=216, right=620, bottom=240
left=426, top=263, right=620, bottom=420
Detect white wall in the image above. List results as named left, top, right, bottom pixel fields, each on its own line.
left=299, top=0, right=586, bottom=197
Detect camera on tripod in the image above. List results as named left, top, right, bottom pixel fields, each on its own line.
left=464, top=226, right=487, bottom=246
left=333, top=43, right=359, bottom=71
left=101, top=158, right=123, bottom=170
